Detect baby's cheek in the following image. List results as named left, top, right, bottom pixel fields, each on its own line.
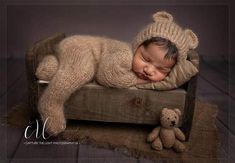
left=132, top=60, right=143, bottom=71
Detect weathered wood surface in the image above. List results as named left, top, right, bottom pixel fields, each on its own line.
left=0, top=59, right=29, bottom=163
left=11, top=134, right=78, bottom=163
left=78, top=144, right=138, bottom=163
left=181, top=75, right=198, bottom=141
left=38, top=82, right=186, bottom=125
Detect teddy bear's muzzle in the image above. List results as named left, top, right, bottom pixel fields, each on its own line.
left=171, top=121, right=176, bottom=126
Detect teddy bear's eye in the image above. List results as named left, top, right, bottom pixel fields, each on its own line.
left=175, top=116, right=177, bottom=119
left=167, top=118, right=170, bottom=120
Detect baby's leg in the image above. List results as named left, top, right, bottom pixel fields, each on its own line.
left=38, top=54, right=95, bottom=136
left=35, top=55, right=58, bottom=81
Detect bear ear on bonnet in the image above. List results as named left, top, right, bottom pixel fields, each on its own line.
left=152, top=11, right=173, bottom=22
left=184, top=29, right=199, bottom=49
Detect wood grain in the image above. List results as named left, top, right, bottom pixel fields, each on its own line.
left=38, top=83, right=186, bottom=125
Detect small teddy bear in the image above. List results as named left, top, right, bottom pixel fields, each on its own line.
left=147, top=108, right=186, bottom=153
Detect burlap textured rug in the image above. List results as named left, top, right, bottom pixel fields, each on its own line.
left=3, top=101, right=219, bottom=162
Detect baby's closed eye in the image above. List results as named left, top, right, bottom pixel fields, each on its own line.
left=156, top=67, right=171, bottom=73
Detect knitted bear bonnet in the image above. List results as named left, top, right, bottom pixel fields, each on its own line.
left=133, top=11, right=199, bottom=90
left=132, top=11, right=199, bottom=60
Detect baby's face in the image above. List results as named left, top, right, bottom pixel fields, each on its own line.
left=132, top=43, right=176, bottom=82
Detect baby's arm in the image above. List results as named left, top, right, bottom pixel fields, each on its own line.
left=135, top=59, right=198, bottom=90
left=96, top=50, right=139, bottom=88
left=136, top=78, right=152, bottom=85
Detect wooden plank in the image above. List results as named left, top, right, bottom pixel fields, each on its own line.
left=215, top=120, right=229, bottom=162
left=216, top=119, right=235, bottom=163
left=0, top=94, right=7, bottom=162
left=138, top=158, right=164, bottom=163
left=200, top=56, right=228, bottom=77
left=10, top=158, right=77, bottom=163
left=197, top=75, right=222, bottom=95
left=0, top=83, right=9, bottom=163
left=11, top=135, right=78, bottom=163
left=197, top=67, right=235, bottom=162
left=38, top=83, right=186, bottom=126
left=0, top=66, right=28, bottom=162
left=200, top=91, right=235, bottom=136
left=77, top=158, right=137, bottom=163
left=197, top=76, right=235, bottom=133
left=0, top=58, right=25, bottom=97
left=78, top=144, right=137, bottom=163
left=7, top=79, right=28, bottom=111
left=229, top=62, right=235, bottom=98
left=181, top=75, right=197, bottom=141
left=199, top=59, right=231, bottom=98
left=0, top=59, right=7, bottom=96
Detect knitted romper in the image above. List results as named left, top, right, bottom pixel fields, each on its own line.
left=36, top=35, right=138, bottom=135
left=36, top=11, right=199, bottom=136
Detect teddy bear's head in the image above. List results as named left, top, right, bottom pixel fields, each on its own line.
left=160, top=108, right=181, bottom=129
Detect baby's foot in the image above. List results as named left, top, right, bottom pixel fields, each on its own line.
left=43, top=114, right=66, bottom=136
left=40, top=106, right=66, bottom=136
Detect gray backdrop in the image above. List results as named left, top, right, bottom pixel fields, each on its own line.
left=0, top=0, right=234, bottom=63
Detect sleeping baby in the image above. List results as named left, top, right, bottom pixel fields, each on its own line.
left=35, top=11, right=199, bottom=136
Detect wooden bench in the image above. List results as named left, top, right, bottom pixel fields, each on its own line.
left=25, top=33, right=199, bottom=141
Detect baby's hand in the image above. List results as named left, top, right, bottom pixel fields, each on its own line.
left=136, top=78, right=152, bottom=85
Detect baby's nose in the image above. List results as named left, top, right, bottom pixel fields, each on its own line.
left=144, top=67, right=154, bottom=76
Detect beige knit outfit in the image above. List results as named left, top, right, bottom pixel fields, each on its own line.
left=36, top=35, right=138, bottom=135
left=36, top=11, right=199, bottom=135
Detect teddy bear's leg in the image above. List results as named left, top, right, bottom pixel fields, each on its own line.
left=173, top=139, right=186, bottom=152
left=147, top=127, right=160, bottom=142
left=38, top=54, right=96, bottom=136
left=151, top=137, right=163, bottom=151
left=35, top=55, right=58, bottom=81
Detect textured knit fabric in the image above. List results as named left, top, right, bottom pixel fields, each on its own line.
left=133, top=11, right=199, bottom=90
left=35, top=11, right=199, bottom=136
left=136, top=59, right=198, bottom=90
left=132, top=11, right=199, bottom=60
left=36, top=35, right=138, bottom=135
left=35, top=55, right=58, bottom=81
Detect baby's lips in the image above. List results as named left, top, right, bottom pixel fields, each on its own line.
left=137, top=72, right=149, bottom=80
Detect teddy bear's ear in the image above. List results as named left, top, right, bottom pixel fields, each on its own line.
left=173, top=108, right=181, bottom=116
left=162, top=108, right=168, bottom=111
left=152, top=11, right=173, bottom=22
left=185, top=29, right=199, bottom=49
left=161, top=108, right=168, bottom=114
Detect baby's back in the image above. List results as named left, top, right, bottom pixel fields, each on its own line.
left=56, top=35, right=132, bottom=64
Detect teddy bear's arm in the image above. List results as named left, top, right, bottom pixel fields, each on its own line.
left=174, top=128, right=186, bottom=141
left=147, top=127, right=161, bottom=142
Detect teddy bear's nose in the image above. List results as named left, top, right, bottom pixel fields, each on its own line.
left=171, top=121, right=176, bottom=125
